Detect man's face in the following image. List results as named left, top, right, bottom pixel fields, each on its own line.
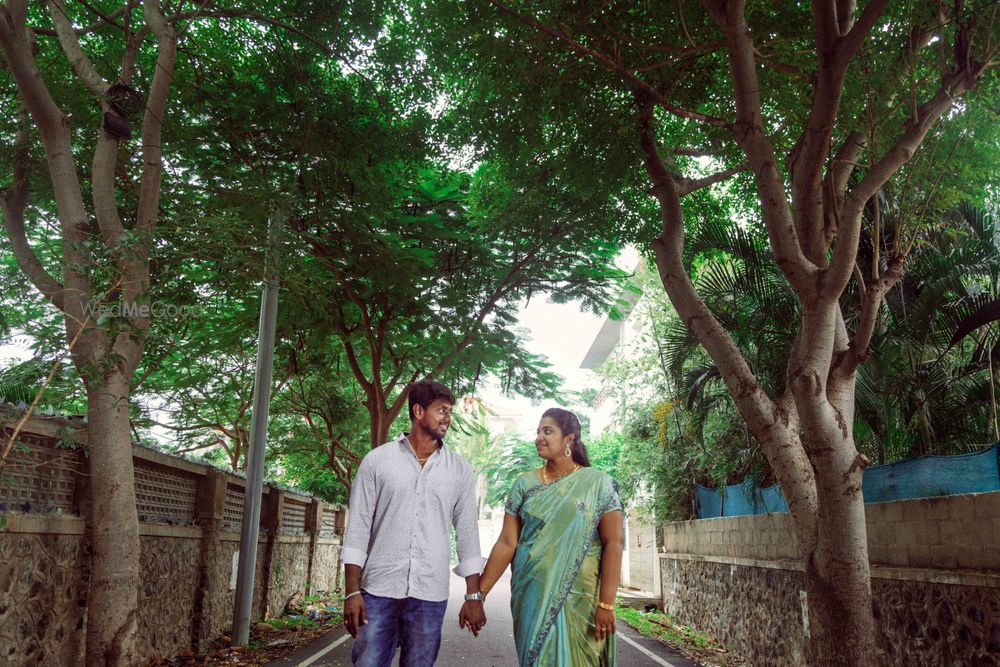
left=416, top=398, right=453, bottom=439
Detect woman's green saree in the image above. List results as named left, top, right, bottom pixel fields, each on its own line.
left=504, top=467, right=623, bottom=666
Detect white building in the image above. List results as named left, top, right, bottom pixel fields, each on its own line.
left=580, top=288, right=641, bottom=436
left=579, top=272, right=662, bottom=597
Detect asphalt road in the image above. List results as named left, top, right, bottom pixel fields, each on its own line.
left=268, top=574, right=697, bottom=667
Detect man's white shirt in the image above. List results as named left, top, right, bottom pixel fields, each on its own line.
left=341, top=434, right=484, bottom=601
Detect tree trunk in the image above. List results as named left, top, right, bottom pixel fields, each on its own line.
left=782, top=300, right=876, bottom=664
left=368, top=387, right=411, bottom=448
left=797, top=366, right=876, bottom=666
left=803, top=453, right=874, bottom=665
left=804, top=515, right=875, bottom=665
left=84, top=371, right=141, bottom=666
left=368, top=404, right=391, bottom=448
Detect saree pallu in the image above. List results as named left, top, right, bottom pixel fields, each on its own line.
left=504, top=467, right=623, bottom=666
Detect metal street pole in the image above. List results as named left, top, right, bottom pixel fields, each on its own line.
left=231, top=214, right=282, bottom=645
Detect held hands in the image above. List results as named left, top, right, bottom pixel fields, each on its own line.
left=344, top=594, right=367, bottom=638
left=458, top=600, right=487, bottom=637
left=595, top=606, right=616, bottom=641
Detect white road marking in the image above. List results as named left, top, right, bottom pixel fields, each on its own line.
left=296, top=631, right=351, bottom=667
left=619, top=631, right=684, bottom=667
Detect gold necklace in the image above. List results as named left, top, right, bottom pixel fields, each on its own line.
left=542, top=464, right=579, bottom=484
left=417, top=456, right=430, bottom=467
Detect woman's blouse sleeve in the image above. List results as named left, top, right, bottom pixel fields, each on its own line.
left=599, top=474, right=624, bottom=516
left=504, top=475, right=526, bottom=516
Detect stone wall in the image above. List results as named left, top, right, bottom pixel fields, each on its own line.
left=660, top=491, right=1000, bottom=666
left=138, top=530, right=202, bottom=658
left=873, top=574, right=1000, bottom=666
left=199, top=533, right=270, bottom=653
left=0, top=517, right=87, bottom=666
left=0, top=410, right=345, bottom=666
left=312, top=540, right=343, bottom=592
left=661, top=556, right=809, bottom=666
left=267, top=538, right=314, bottom=618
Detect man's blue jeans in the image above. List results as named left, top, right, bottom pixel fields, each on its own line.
left=351, top=591, right=448, bottom=667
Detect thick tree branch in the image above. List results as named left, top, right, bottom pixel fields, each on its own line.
left=701, top=0, right=815, bottom=291
left=89, top=21, right=144, bottom=252
left=677, top=161, right=748, bottom=196
left=384, top=384, right=414, bottom=433
left=383, top=353, right=412, bottom=399
left=791, top=0, right=890, bottom=263
left=1, top=0, right=102, bottom=362
left=638, top=101, right=774, bottom=440
left=821, top=130, right=866, bottom=246
left=2, top=107, right=66, bottom=310
left=812, top=0, right=840, bottom=51
left=134, top=0, right=174, bottom=235
left=31, top=2, right=135, bottom=36
left=48, top=0, right=109, bottom=99
left=112, top=0, right=177, bottom=368
left=91, top=7, right=143, bottom=250
left=639, top=99, right=819, bottom=547
left=335, top=314, right=374, bottom=396
left=325, top=265, right=385, bottom=389
left=771, top=393, right=819, bottom=556
left=835, top=0, right=856, bottom=35
left=836, top=256, right=904, bottom=376
left=91, top=133, right=126, bottom=247
left=837, top=0, right=892, bottom=66
left=826, top=65, right=986, bottom=297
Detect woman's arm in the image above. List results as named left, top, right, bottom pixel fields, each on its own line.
left=595, top=509, right=625, bottom=640
left=479, top=513, right=522, bottom=596
left=597, top=509, right=625, bottom=601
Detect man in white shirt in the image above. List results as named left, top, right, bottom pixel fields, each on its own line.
left=342, top=380, right=486, bottom=666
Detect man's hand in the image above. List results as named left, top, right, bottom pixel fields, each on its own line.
left=458, top=600, right=486, bottom=637
left=344, top=593, right=367, bottom=638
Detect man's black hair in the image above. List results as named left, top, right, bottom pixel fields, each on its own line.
left=408, top=379, right=455, bottom=420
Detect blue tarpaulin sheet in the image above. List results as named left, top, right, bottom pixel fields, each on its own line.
left=694, top=483, right=722, bottom=518
left=695, top=480, right=788, bottom=517
left=695, top=443, right=999, bottom=518
left=862, top=442, right=1000, bottom=503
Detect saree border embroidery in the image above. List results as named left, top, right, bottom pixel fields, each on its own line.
left=524, top=481, right=619, bottom=666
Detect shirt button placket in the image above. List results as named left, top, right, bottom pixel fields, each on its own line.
left=411, top=474, right=421, bottom=593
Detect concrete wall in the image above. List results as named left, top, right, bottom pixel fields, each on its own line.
left=663, top=491, right=1000, bottom=568
left=0, top=411, right=344, bottom=666
left=660, top=491, right=1000, bottom=666
left=625, top=511, right=659, bottom=594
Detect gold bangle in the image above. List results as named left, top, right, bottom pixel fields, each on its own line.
left=597, top=602, right=615, bottom=611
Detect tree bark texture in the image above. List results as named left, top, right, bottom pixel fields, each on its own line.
left=85, top=372, right=141, bottom=665
left=1, top=1, right=177, bottom=663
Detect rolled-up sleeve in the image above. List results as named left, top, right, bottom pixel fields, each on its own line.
left=451, top=467, right=484, bottom=577
left=341, top=456, right=376, bottom=567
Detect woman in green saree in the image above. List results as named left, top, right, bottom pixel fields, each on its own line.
left=479, top=408, right=624, bottom=666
